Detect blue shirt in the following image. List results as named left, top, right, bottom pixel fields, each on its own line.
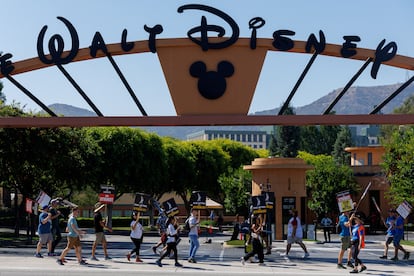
left=339, top=214, right=350, bottom=237
left=38, top=212, right=51, bottom=234
left=385, top=215, right=396, bottom=236
left=351, top=223, right=363, bottom=241
left=395, top=216, right=405, bottom=236
left=67, top=216, right=79, bottom=237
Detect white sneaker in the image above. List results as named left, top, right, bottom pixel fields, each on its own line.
left=303, top=252, right=310, bottom=258
left=280, top=252, right=288, bottom=257
left=240, top=257, right=245, bottom=265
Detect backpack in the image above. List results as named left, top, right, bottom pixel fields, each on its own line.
left=184, top=217, right=191, bottom=231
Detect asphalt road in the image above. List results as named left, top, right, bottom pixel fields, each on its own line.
left=1, top=231, right=414, bottom=276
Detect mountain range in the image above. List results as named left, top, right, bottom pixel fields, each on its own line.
left=48, top=82, right=414, bottom=139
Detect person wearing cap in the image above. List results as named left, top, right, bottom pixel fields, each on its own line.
left=379, top=209, right=396, bottom=259
left=391, top=210, right=410, bottom=261
left=35, top=204, right=53, bottom=258
left=49, top=198, right=62, bottom=255
left=349, top=213, right=367, bottom=273
left=57, top=207, right=87, bottom=265
left=90, top=203, right=112, bottom=261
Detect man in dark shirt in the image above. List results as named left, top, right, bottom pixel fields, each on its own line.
left=90, top=203, right=112, bottom=261
left=50, top=198, right=62, bottom=255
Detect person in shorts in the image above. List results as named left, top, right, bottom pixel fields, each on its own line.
left=90, top=203, right=112, bottom=261
left=35, top=205, right=53, bottom=258
left=152, top=210, right=167, bottom=254
left=379, top=209, right=396, bottom=259
left=391, top=210, right=410, bottom=261
left=57, top=207, right=87, bottom=265
left=282, top=209, right=309, bottom=258
left=337, top=211, right=354, bottom=269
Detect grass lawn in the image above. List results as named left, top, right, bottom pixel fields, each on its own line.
left=401, top=240, right=414, bottom=247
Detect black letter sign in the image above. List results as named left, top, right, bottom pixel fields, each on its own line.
left=37, top=17, right=79, bottom=65
left=371, top=39, right=397, bottom=79
left=272, top=30, right=295, bottom=51
left=144, top=24, right=164, bottom=53
left=89, top=32, right=108, bottom=57
left=178, top=4, right=239, bottom=51
left=249, top=17, right=266, bottom=50
left=0, top=53, right=14, bottom=76
left=341, top=35, right=361, bottom=58
left=306, top=30, right=326, bottom=54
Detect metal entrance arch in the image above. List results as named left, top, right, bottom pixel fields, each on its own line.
left=1, top=37, right=414, bottom=128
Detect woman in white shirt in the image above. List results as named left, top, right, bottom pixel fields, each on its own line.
left=156, top=216, right=183, bottom=267
left=126, top=212, right=143, bottom=262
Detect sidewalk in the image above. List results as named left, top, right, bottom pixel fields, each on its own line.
left=1, top=229, right=414, bottom=276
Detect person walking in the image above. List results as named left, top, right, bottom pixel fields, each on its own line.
left=321, top=213, right=333, bottom=243
left=282, top=209, right=309, bottom=258
left=126, top=211, right=144, bottom=262
left=90, top=203, right=112, bottom=261
left=337, top=211, right=354, bottom=269
left=35, top=205, right=53, bottom=258
left=187, top=208, right=200, bottom=263
left=152, top=210, right=167, bottom=254
left=379, top=209, right=396, bottom=259
left=49, top=198, right=62, bottom=255
left=241, top=214, right=264, bottom=265
left=349, top=213, right=367, bottom=273
left=391, top=210, right=410, bottom=261
left=57, top=207, right=87, bottom=265
left=156, top=216, right=183, bottom=267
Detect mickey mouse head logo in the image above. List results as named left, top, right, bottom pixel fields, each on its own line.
left=190, top=61, right=235, bottom=100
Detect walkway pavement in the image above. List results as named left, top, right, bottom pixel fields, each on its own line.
left=1, top=229, right=413, bottom=276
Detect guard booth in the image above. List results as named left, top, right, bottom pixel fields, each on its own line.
left=244, top=157, right=313, bottom=240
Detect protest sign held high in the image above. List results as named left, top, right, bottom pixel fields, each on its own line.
left=99, top=186, right=115, bottom=204
left=163, top=198, right=179, bottom=217
left=252, top=195, right=266, bottom=214
left=336, top=190, right=353, bottom=213
left=36, top=190, right=51, bottom=209
left=396, top=200, right=413, bottom=219
left=133, top=193, right=150, bottom=212
left=190, top=191, right=206, bottom=210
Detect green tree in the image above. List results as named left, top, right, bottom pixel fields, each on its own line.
left=320, top=125, right=341, bottom=154
left=298, top=151, right=358, bottom=216
left=268, top=134, right=278, bottom=157
left=211, top=139, right=258, bottom=169
left=381, top=126, right=414, bottom=206
left=300, top=126, right=324, bottom=154
left=218, top=167, right=251, bottom=215
left=332, top=126, right=353, bottom=165
left=161, top=137, right=197, bottom=211
left=86, top=127, right=167, bottom=197
left=187, top=141, right=230, bottom=203
left=0, top=126, right=98, bottom=235
left=380, top=94, right=414, bottom=143
left=274, top=106, right=301, bottom=157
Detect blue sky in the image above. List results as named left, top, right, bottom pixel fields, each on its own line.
left=1, top=0, right=413, bottom=116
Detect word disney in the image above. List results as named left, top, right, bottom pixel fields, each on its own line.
left=0, top=4, right=398, bottom=79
